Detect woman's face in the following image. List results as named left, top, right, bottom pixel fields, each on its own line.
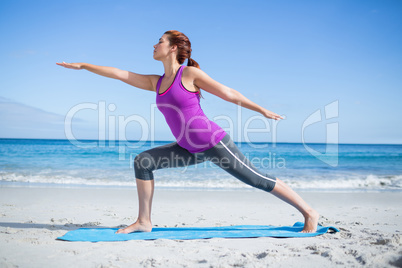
left=153, top=34, right=171, bottom=61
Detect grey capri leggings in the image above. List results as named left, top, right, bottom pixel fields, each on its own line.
left=134, top=133, right=277, bottom=192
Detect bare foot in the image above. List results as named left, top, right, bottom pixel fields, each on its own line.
left=301, top=209, right=319, bottom=233
left=116, top=220, right=152, bottom=234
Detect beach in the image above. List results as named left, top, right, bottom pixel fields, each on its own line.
left=0, top=185, right=401, bottom=267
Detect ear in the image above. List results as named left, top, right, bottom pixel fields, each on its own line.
left=170, top=45, right=178, bottom=52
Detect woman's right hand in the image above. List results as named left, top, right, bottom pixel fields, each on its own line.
left=56, top=62, right=84, bottom=70
left=55, top=62, right=157, bottom=91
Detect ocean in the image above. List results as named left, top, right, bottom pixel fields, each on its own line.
left=0, top=139, right=401, bottom=192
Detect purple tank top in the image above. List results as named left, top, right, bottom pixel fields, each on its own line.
left=156, top=66, right=227, bottom=153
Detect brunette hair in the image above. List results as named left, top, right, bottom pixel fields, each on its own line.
left=164, top=30, right=204, bottom=98
left=164, top=30, right=199, bottom=68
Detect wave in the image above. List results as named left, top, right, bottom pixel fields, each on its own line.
left=1, top=170, right=401, bottom=191
left=284, top=174, right=402, bottom=191
left=0, top=171, right=135, bottom=187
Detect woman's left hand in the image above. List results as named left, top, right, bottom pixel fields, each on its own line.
left=261, top=109, right=284, bottom=120
left=56, top=62, right=84, bottom=70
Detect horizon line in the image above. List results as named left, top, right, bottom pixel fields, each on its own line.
left=0, top=137, right=401, bottom=146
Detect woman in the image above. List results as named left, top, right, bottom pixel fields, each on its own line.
left=57, top=30, right=319, bottom=233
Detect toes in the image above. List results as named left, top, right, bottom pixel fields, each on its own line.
left=116, top=228, right=129, bottom=234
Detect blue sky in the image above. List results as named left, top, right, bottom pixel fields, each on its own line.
left=0, top=0, right=401, bottom=144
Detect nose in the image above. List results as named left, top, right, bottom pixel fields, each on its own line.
left=153, top=44, right=157, bottom=49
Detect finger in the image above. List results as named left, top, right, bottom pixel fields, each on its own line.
left=56, top=63, right=68, bottom=67
left=270, top=114, right=280, bottom=120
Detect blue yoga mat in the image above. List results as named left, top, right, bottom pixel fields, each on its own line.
left=57, top=222, right=339, bottom=242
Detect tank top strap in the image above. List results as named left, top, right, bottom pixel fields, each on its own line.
left=156, top=66, right=184, bottom=94
left=172, top=65, right=184, bottom=87
left=177, top=65, right=185, bottom=79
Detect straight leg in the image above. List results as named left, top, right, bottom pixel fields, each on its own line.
left=270, top=178, right=319, bottom=232
left=203, top=134, right=319, bottom=232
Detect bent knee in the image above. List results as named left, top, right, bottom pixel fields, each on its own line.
left=134, top=152, right=154, bottom=169
left=134, top=152, right=156, bottom=180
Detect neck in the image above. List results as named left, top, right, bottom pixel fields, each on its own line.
left=162, top=57, right=181, bottom=77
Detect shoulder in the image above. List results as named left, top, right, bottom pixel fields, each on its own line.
left=148, top=74, right=162, bottom=91
left=182, top=66, right=207, bottom=79
left=148, top=74, right=162, bottom=84
left=149, top=74, right=162, bottom=82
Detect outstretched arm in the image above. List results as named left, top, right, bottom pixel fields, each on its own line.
left=56, top=62, right=159, bottom=92
left=189, top=67, right=283, bottom=120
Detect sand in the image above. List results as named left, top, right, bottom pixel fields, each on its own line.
left=0, top=185, right=401, bottom=267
